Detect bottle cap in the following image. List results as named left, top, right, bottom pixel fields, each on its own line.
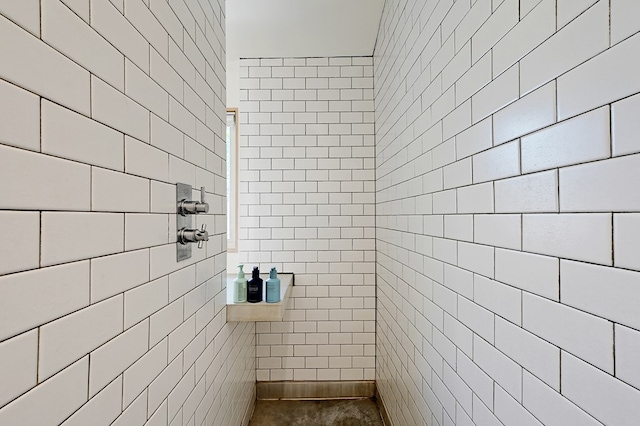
left=237, top=264, right=245, bottom=279
left=252, top=266, right=260, bottom=278
left=270, top=267, right=278, bottom=279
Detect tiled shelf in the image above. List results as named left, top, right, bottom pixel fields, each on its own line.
left=226, top=273, right=294, bottom=322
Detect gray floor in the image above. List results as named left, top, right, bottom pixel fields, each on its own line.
left=249, top=398, right=384, bottom=426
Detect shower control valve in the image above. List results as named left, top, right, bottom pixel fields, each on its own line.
left=178, top=223, right=209, bottom=248
left=178, top=186, right=209, bottom=215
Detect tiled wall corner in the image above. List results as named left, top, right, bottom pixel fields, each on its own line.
left=374, top=0, right=640, bottom=425
left=0, top=1, right=255, bottom=425
left=238, top=57, right=376, bottom=382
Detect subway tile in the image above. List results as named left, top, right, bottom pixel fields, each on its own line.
left=611, top=0, right=640, bottom=45
left=92, top=167, right=150, bottom=213
left=149, top=299, right=184, bottom=347
left=444, top=214, right=473, bottom=242
left=520, top=0, right=542, bottom=17
left=169, top=99, right=197, bottom=139
left=146, top=400, right=168, bottom=426
left=150, top=48, right=183, bottom=102
left=523, top=213, right=611, bottom=265
left=561, top=260, right=640, bottom=331
left=495, top=248, right=559, bottom=300
left=92, top=76, right=150, bottom=142
left=0, top=14, right=89, bottom=114
left=124, top=276, right=169, bottom=329
left=42, top=100, right=124, bottom=171
left=125, top=0, right=169, bottom=58
left=42, top=0, right=124, bottom=90
left=123, top=339, right=168, bottom=408
left=557, top=33, right=640, bottom=120
left=458, top=242, right=494, bottom=278
left=125, top=136, right=169, bottom=181
left=0, top=261, right=90, bottom=341
left=91, top=0, right=149, bottom=72
left=494, top=384, right=543, bottom=426
left=562, top=352, right=640, bottom=426
left=455, top=118, right=492, bottom=160
left=612, top=93, right=640, bottom=157
left=0, top=145, right=91, bottom=211
left=471, top=64, right=519, bottom=123
left=41, top=212, right=124, bottom=266
left=492, top=0, right=555, bottom=77
left=109, top=0, right=124, bottom=13
left=89, top=320, right=148, bottom=397
left=521, top=106, right=610, bottom=174
left=495, top=317, right=559, bottom=390
left=493, top=82, right=555, bottom=145
left=39, top=295, right=123, bottom=381
left=522, top=371, right=602, bottom=426
left=471, top=0, right=518, bottom=63
left=0, top=330, right=38, bottom=408
left=0, top=211, right=39, bottom=276
left=0, top=0, right=39, bottom=35
left=614, top=214, right=640, bottom=271
left=167, top=315, right=195, bottom=360
left=473, top=394, right=503, bottom=426
left=615, top=324, right=640, bottom=390
left=61, top=376, right=122, bottom=426
left=91, top=249, right=150, bottom=303
left=125, top=59, right=168, bottom=120
left=125, top=213, right=169, bottom=251
left=455, top=50, right=492, bottom=105
left=457, top=351, right=494, bottom=407
left=556, top=0, right=598, bottom=28
left=523, top=293, right=613, bottom=372
left=0, top=79, right=39, bottom=151
left=111, top=391, right=147, bottom=426
left=457, top=182, right=494, bottom=214
left=521, top=0, right=608, bottom=95
left=0, top=358, right=88, bottom=426
left=458, top=297, right=495, bottom=343
left=473, top=334, right=521, bottom=400
left=474, top=214, right=521, bottom=250
left=474, top=275, right=521, bottom=325
left=148, top=355, right=182, bottom=415
left=472, top=140, right=520, bottom=183
left=442, top=99, right=471, bottom=140
left=151, top=114, right=184, bottom=158
left=455, top=0, right=491, bottom=52
left=495, top=170, right=558, bottom=213
left=560, top=154, right=640, bottom=213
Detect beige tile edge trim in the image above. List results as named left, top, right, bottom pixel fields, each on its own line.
left=375, top=388, right=393, bottom=426
left=256, top=380, right=375, bottom=400
left=242, top=388, right=257, bottom=426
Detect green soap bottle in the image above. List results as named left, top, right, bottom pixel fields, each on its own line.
left=233, top=265, right=247, bottom=303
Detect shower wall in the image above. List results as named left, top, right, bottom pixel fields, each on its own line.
left=0, top=1, right=255, bottom=425
left=374, top=0, right=640, bottom=425
left=237, top=57, right=376, bottom=382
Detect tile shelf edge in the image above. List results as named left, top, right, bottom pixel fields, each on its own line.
left=226, top=273, right=294, bottom=322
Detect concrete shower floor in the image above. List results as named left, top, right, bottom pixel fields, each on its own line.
left=249, top=398, right=384, bottom=426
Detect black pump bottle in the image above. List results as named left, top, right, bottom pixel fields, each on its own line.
left=247, top=267, right=263, bottom=303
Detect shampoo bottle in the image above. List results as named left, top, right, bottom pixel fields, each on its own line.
left=266, top=268, right=281, bottom=303
left=247, top=267, right=263, bottom=303
left=233, top=265, right=247, bottom=303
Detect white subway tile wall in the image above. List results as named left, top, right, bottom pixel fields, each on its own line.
left=238, top=57, right=376, bottom=382
left=0, top=1, right=255, bottom=426
left=375, top=1, right=640, bottom=426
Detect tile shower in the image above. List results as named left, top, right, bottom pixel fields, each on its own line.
left=0, top=0, right=639, bottom=425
